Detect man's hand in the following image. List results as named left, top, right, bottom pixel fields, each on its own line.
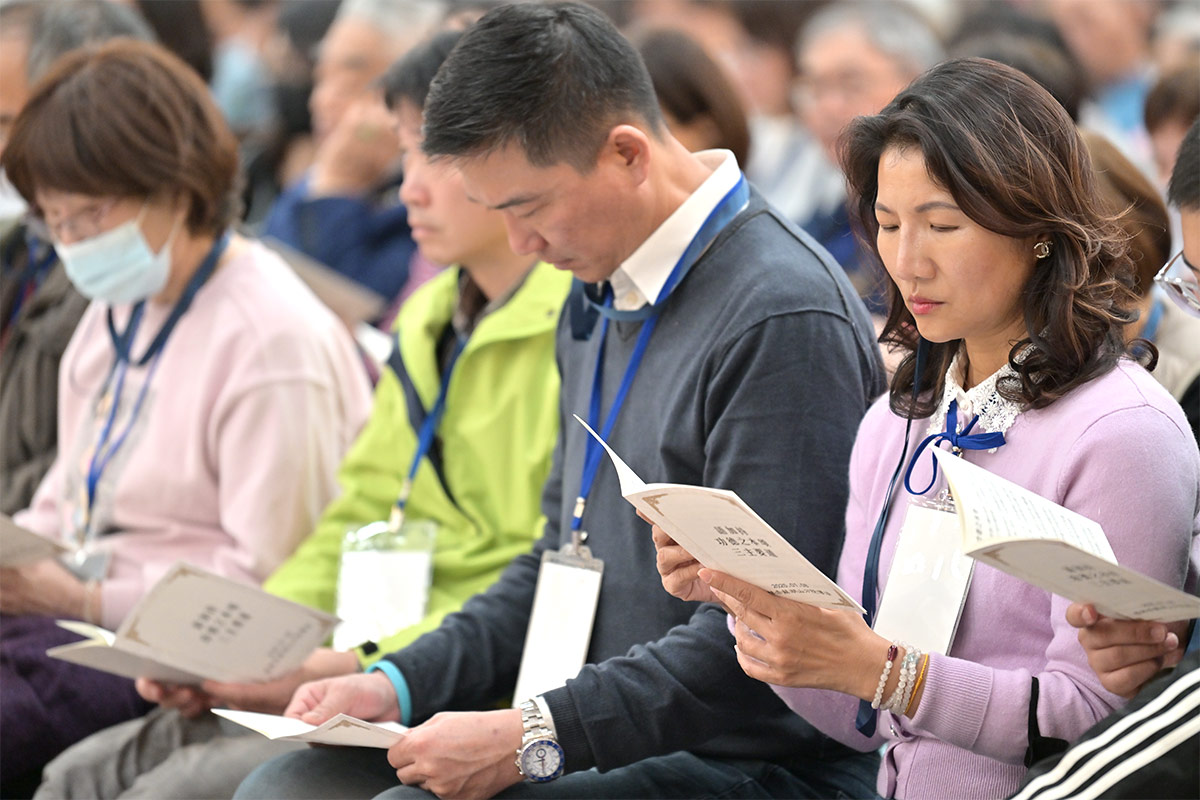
left=387, top=708, right=524, bottom=800
left=0, top=559, right=88, bottom=619
left=136, top=648, right=362, bottom=718
left=307, top=94, right=401, bottom=196
left=641, top=510, right=718, bottom=604
left=284, top=670, right=400, bottom=725
left=203, top=648, right=360, bottom=714
left=1067, top=602, right=1187, bottom=699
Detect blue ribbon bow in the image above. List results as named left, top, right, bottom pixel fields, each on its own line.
left=903, top=399, right=1007, bottom=496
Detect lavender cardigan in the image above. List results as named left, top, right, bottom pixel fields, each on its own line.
left=770, top=360, right=1200, bottom=799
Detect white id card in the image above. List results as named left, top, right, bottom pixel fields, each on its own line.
left=873, top=504, right=973, bottom=655
left=333, top=520, right=437, bottom=652
left=511, top=547, right=604, bottom=706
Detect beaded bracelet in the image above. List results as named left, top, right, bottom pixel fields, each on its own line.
left=884, top=647, right=922, bottom=714
left=871, top=642, right=900, bottom=710
left=905, top=654, right=931, bottom=717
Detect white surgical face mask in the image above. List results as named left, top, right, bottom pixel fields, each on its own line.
left=57, top=204, right=180, bottom=304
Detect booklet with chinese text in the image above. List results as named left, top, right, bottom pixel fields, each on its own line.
left=576, top=415, right=864, bottom=613
left=933, top=448, right=1200, bottom=622
left=212, top=709, right=407, bottom=749
left=46, top=562, right=337, bottom=684
left=1, top=513, right=67, bottom=566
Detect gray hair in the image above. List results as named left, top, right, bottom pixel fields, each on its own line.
left=797, top=0, right=945, bottom=79
left=334, top=0, right=445, bottom=56
left=26, top=0, right=154, bottom=83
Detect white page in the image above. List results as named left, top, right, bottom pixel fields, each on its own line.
left=212, top=709, right=407, bottom=749
left=573, top=415, right=647, bottom=495
left=575, top=416, right=863, bottom=613
left=47, top=562, right=338, bottom=684
left=932, top=449, right=1116, bottom=561
left=46, top=638, right=206, bottom=685
left=1, top=513, right=67, bottom=566
left=933, top=450, right=1200, bottom=622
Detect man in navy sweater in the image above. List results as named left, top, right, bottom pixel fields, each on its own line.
left=236, top=4, right=885, bottom=799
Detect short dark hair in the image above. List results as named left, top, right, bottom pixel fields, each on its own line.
left=1168, top=119, right=1200, bottom=211
left=1144, top=59, right=1200, bottom=136
left=2, top=39, right=240, bottom=234
left=27, top=0, right=154, bottom=83
left=421, top=1, right=664, bottom=171
left=842, top=57, right=1143, bottom=416
left=381, top=30, right=463, bottom=112
left=636, top=27, right=751, bottom=166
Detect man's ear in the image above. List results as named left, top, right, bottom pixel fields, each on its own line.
left=603, top=124, right=652, bottom=186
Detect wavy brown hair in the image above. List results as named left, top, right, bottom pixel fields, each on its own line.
left=841, top=57, right=1147, bottom=418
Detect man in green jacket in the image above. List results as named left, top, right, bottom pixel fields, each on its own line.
left=35, top=31, right=571, bottom=800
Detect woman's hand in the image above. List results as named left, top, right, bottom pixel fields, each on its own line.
left=702, top=568, right=886, bottom=701
left=0, top=559, right=88, bottom=619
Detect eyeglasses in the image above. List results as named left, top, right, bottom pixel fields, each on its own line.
left=40, top=198, right=119, bottom=243
left=1155, top=250, right=1200, bottom=318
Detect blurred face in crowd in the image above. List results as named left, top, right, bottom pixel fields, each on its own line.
left=309, top=18, right=396, bottom=143
left=1048, top=0, right=1153, bottom=88
left=874, top=146, right=1035, bottom=369
left=0, top=31, right=30, bottom=155
left=1151, top=119, right=1191, bottom=189
left=393, top=101, right=511, bottom=269
left=456, top=135, right=646, bottom=285
left=798, top=24, right=915, bottom=163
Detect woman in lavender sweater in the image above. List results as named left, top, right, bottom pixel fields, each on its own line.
left=653, top=58, right=1199, bottom=800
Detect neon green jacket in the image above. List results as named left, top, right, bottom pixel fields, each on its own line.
left=264, top=263, right=569, bottom=665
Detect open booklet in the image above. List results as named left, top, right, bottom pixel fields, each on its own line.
left=212, top=709, right=407, bottom=749
left=47, top=562, right=338, bottom=684
left=576, top=416, right=863, bottom=612
left=932, top=448, right=1200, bottom=622
left=1, top=513, right=68, bottom=567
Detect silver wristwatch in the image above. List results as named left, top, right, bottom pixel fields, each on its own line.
left=514, top=699, right=564, bottom=782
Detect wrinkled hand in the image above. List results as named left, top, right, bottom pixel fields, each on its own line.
left=136, top=647, right=361, bottom=719
left=308, top=94, right=401, bottom=196
left=702, top=569, right=882, bottom=700
left=136, top=679, right=212, bottom=719
left=388, top=709, right=523, bottom=800
left=641, top=511, right=717, bottom=604
left=284, top=670, right=399, bottom=725
left=1067, top=603, right=1187, bottom=699
left=0, top=559, right=87, bottom=619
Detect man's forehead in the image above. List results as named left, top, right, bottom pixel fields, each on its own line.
left=456, top=145, right=560, bottom=208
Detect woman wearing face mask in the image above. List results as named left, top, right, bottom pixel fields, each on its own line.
left=652, top=58, right=1199, bottom=800
left=0, top=39, right=373, bottom=794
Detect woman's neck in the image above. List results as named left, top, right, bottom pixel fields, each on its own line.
left=150, top=231, right=225, bottom=305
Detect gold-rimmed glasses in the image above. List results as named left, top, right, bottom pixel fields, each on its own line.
left=40, top=198, right=119, bottom=243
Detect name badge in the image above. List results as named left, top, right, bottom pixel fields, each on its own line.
left=873, top=503, right=973, bottom=655
left=334, top=519, right=437, bottom=652
left=511, top=545, right=604, bottom=705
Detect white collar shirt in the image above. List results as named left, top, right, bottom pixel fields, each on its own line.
left=608, top=149, right=743, bottom=311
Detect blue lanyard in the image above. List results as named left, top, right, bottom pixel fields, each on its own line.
left=84, top=232, right=229, bottom=535
left=902, top=400, right=1006, bottom=496
left=389, top=332, right=468, bottom=531
left=1141, top=296, right=1164, bottom=343
left=3, top=233, right=56, bottom=335
left=570, top=175, right=749, bottom=538
left=105, top=233, right=230, bottom=367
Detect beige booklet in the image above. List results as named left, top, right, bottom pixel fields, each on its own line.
left=576, top=416, right=864, bottom=612
left=933, top=448, right=1200, bottom=622
left=47, top=562, right=338, bottom=684
left=212, top=709, right=407, bottom=749
left=1, top=513, right=68, bottom=566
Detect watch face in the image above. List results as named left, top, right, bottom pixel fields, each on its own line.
left=519, top=738, right=564, bottom=782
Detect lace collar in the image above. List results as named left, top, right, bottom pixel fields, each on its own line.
left=926, top=350, right=1024, bottom=446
